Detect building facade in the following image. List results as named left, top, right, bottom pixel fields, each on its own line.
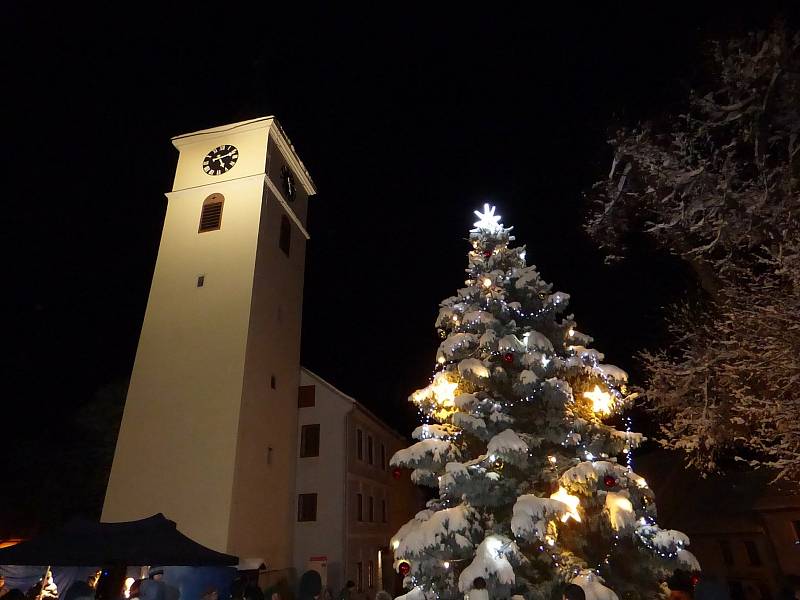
left=102, top=117, right=316, bottom=580
left=294, top=369, right=424, bottom=597
left=635, top=451, right=800, bottom=599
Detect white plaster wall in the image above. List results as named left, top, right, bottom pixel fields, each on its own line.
left=294, top=369, right=352, bottom=591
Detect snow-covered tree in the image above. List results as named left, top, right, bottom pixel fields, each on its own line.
left=390, top=206, right=699, bottom=600
left=585, top=25, right=800, bottom=481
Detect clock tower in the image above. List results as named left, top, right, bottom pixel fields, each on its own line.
left=102, top=117, right=316, bottom=575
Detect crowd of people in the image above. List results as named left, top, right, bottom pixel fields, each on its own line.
left=0, top=570, right=99, bottom=600
left=4, top=568, right=796, bottom=600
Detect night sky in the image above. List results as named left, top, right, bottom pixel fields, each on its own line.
left=4, top=3, right=795, bottom=529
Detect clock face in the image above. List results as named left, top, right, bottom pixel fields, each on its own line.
left=203, top=144, right=239, bottom=176
left=281, top=165, right=297, bottom=202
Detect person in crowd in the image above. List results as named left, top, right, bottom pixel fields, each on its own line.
left=336, top=582, right=355, bottom=600
left=242, top=585, right=262, bottom=600
left=297, top=571, right=321, bottom=600
left=693, top=575, right=729, bottom=600
left=563, top=584, right=586, bottom=600
left=667, top=570, right=694, bottom=600
left=28, top=572, right=58, bottom=600
left=138, top=569, right=165, bottom=600
left=128, top=581, right=142, bottom=600
left=466, top=577, right=488, bottom=600
left=41, top=572, right=59, bottom=600
left=66, top=570, right=103, bottom=600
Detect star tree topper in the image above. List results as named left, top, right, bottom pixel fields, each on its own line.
left=471, top=203, right=504, bottom=233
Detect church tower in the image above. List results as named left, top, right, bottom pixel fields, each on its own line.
left=103, top=117, right=316, bottom=574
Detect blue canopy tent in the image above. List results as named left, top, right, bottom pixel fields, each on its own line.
left=0, top=514, right=238, bottom=600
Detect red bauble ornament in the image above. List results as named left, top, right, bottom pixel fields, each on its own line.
left=690, top=575, right=701, bottom=587
left=502, top=352, right=514, bottom=364
left=603, top=475, right=617, bottom=488
left=398, top=561, right=411, bottom=576
left=484, top=250, right=492, bottom=258
left=392, top=467, right=402, bottom=480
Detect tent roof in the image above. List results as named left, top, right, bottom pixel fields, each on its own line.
left=0, top=514, right=238, bottom=566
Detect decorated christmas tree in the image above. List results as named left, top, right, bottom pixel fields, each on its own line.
left=390, top=206, right=700, bottom=600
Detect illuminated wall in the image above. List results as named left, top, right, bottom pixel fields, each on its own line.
left=103, top=117, right=315, bottom=575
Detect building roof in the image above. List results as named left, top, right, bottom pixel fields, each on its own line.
left=300, top=367, right=410, bottom=444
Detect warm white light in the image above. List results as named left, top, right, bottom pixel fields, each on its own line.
left=443, top=561, right=450, bottom=569
left=568, top=328, right=575, bottom=337
left=472, top=204, right=503, bottom=233
left=545, top=536, right=555, bottom=547
left=547, top=455, right=557, bottom=465
left=437, top=356, right=446, bottom=365
left=483, top=278, right=493, bottom=288
left=411, top=372, right=459, bottom=419
left=452, top=315, right=459, bottom=322
left=605, top=492, right=634, bottom=531
left=391, top=539, right=400, bottom=551
left=583, top=385, right=614, bottom=416
left=541, top=355, right=550, bottom=367
left=550, top=486, right=581, bottom=523
left=124, top=578, right=135, bottom=599
left=520, top=251, right=526, bottom=262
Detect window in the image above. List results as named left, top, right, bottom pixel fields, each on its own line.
left=197, top=275, right=205, bottom=287
left=298, top=385, right=316, bottom=408
left=270, top=375, right=276, bottom=389
left=199, top=194, right=224, bottom=232
left=368, top=561, right=374, bottom=589
left=719, top=540, right=734, bottom=566
left=368, top=496, right=374, bottom=522
left=368, top=436, right=374, bottom=465
left=356, top=562, right=363, bottom=593
left=357, top=429, right=363, bottom=460
left=356, top=493, right=363, bottom=521
left=382, top=499, right=387, bottom=523
left=744, top=540, right=762, bottom=566
left=792, top=520, right=800, bottom=541
left=381, top=444, right=386, bottom=470
left=297, top=493, right=317, bottom=521
left=279, top=215, right=291, bottom=256
left=300, top=424, right=320, bottom=457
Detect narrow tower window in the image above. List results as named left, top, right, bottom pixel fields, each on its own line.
left=199, top=193, right=224, bottom=232
left=279, top=215, right=291, bottom=256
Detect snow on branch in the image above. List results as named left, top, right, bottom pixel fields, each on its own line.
left=391, top=439, right=460, bottom=470
left=392, top=504, right=478, bottom=558
left=510, top=494, right=568, bottom=541
left=457, top=534, right=522, bottom=592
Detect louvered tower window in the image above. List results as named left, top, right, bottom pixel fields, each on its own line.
left=199, top=193, right=224, bottom=232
